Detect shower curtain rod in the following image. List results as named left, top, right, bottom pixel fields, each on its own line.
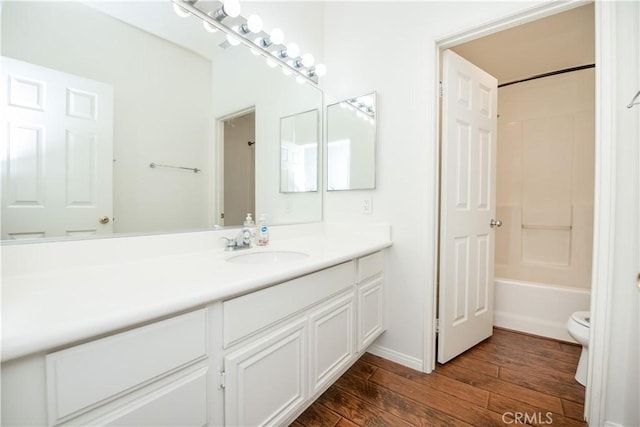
left=498, top=64, right=596, bottom=88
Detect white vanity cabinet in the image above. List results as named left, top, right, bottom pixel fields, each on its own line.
left=45, top=309, right=209, bottom=426
left=221, top=251, right=385, bottom=426
left=1, top=309, right=210, bottom=427
left=221, top=261, right=356, bottom=426
left=1, top=249, right=387, bottom=427
left=222, top=292, right=356, bottom=427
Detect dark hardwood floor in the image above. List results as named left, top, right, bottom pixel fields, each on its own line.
left=292, top=328, right=586, bottom=427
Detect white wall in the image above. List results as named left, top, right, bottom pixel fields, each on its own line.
left=603, top=2, right=639, bottom=425
left=495, top=69, right=595, bottom=288
left=1, top=1, right=212, bottom=234
left=321, top=1, right=541, bottom=369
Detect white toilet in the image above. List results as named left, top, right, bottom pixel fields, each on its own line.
left=567, top=311, right=590, bottom=386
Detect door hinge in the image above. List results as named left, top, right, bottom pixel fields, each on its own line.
left=219, top=370, right=226, bottom=390
left=439, top=82, right=443, bottom=98
left=436, top=318, right=440, bottom=333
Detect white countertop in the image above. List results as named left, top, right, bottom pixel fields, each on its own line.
left=1, top=224, right=391, bottom=362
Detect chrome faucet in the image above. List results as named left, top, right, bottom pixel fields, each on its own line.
left=222, top=227, right=252, bottom=251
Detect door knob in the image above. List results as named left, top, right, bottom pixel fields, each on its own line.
left=98, top=216, right=110, bottom=224
left=490, top=219, right=502, bottom=228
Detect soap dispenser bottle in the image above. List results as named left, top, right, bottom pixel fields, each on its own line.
left=243, top=213, right=256, bottom=247
left=257, top=213, right=269, bottom=246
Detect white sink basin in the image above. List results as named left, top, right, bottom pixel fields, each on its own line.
left=227, top=251, right=309, bottom=264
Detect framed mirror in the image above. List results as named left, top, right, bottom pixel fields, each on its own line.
left=326, top=92, right=376, bottom=191
left=0, top=1, right=323, bottom=242
left=280, top=109, right=319, bottom=193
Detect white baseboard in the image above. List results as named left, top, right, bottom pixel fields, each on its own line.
left=366, top=344, right=424, bottom=372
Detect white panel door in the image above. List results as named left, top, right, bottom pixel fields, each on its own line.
left=1, top=56, right=113, bottom=240
left=438, top=50, right=498, bottom=363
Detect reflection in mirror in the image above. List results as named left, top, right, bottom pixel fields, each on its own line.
left=222, top=110, right=255, bottom=227
left=326, top=92, right=376, bottom=191
left=280, top=110, right=319, bottom=193
left=0, top=1, right=323, bottom=242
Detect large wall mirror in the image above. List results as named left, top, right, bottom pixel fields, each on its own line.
left=326, top=92, right=376, bottom=191
left=0, top=0, right=323, bottom=241
left=280, top=109, right=319, bottom=193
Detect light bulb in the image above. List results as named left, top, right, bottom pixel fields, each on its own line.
left=314, top=63, right=327, bottom=77
left=301, top=53, right=314, bottom=67
left=227, top=31, right=241, bottom=46
left=222, top=0, right=241, bottom=18
left=247, top=15, right=263, bottom=33
left=203, top=14, right=218, bottom=33
left=270, top=28, right=284, bottom=45
left=173, top=3, right=190, bottom=18
left=362, top=96, right=373, bottom=107
left=286, top=43, right=300, bottom=58
left=266, top=58, right=277, bottom=68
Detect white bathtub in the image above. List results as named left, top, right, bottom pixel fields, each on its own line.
left=493, top=278, right=591, bottom=343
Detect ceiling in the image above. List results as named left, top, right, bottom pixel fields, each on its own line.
left=451, top=3, right=595, bottom=85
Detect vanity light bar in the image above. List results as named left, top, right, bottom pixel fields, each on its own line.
left=343, top=98, right=375, bottom=120
left=171, top=0, right=325, bottom=85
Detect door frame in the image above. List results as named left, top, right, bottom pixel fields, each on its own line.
left=428, top=1, right=612, bottom=424
left=215, top=106, right=255, bottom=227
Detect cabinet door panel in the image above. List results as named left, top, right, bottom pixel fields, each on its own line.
left=309, top=293, right=355, bottom=395
left=91, top=368, right=208, bottom=427
left=224, top=319, right=307, bottom=427
left=46, top=309, right=207, bottom=423
left=358, top=277, right=385, bottom=352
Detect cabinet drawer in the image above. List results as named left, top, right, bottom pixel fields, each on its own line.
left=223, top=261, right=354, bottom=348
left=92, top=368, right=208, bottom=427
left=357, top=251, right=383, bottom=283
left=46, top=309, right=207, bottom=423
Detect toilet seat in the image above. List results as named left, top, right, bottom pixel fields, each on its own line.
left=572, top=311, right=590, bottom=327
